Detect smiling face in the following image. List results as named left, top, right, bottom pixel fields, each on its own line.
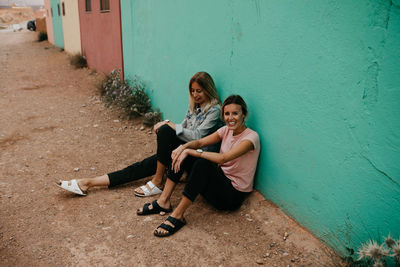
left=190, top=81, right=209, bottom=107
left=223, top=103, right=246, bottom=135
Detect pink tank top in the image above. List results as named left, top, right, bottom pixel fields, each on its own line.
left=217, top=126, right=260, bottom=192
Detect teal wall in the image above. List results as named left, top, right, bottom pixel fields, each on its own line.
left=121, top=0, right=400, bottom=255
left=50, top=0, right=64, bottom=49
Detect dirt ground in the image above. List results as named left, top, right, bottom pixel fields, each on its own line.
left=0, top=31, right=343, bottom=266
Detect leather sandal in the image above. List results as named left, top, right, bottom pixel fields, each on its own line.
left=134, top=181, right=162, bottom=197
left=154, top=216, right=186, bottom=237
left=137, top=200, right=172, bottom=216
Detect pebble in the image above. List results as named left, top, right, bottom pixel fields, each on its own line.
left=126, top=235, right=135, bottom=239
left=140, top=126, right=145, bottom=130
left=113, top=120, right=119, bottom=122
left=90, top=167, right=95, bottom=171
left=256, top=259, right=264, bottom=265
left=73, top=168, right=80, bottom=172
left=102, top=227, right=111, bottom=230
left=264, top=253, right=270, bottom=257
left=143, top=217, right=152, bottom=222
left=284, top=232, right=289, bottom=240
left=93, top=124, right=99, bottom=128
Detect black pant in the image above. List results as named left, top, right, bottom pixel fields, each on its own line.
left=178, top=158, right=249, bottom=211
left=108, top=125, right=185, bottom=187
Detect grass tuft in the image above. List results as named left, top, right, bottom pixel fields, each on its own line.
left=37, top=31, right=47, bottom=42
left=69, top=54, right=87, bottom=69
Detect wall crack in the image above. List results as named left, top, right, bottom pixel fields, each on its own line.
left=362, top=155, right=399, bottom=187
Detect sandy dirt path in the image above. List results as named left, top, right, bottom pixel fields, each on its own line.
left=0, top=31, right=341, bottom=266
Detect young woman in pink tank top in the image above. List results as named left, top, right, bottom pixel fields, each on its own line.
left=137, top=95, right=260, bottom=237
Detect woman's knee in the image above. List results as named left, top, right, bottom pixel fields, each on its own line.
left=187, top=159, right=215, bottom=183
left=192, top=158, right=214, bottom=172
left=157, top=124, right=175, bottom=139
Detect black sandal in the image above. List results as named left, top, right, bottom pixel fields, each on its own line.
left=137, top=200, right=172, bottom=216
left=154, top=216, right=186, bottom=237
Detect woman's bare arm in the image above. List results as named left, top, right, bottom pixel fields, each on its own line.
left=172, top=139, right=254, bottom=172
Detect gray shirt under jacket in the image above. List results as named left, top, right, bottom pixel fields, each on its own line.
left=175, top=104, right=222, bottom=151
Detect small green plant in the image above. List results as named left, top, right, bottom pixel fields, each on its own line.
left=98, top=69, right=161, bottom=124
left=69, top=54, right=87, bottom=69
left=143, top=109, right=162, bottom=126
left=37, top=31, right=47, bottom=42
left=354, top=235, right=400, bottom=267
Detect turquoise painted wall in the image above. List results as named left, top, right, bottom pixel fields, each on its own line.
left=50, top=0, right=64, bottom=49
left=121, top=0, right=400, bottom=255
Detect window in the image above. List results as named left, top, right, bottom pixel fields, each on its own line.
left=57, top=4, right=60, bottom=16
left=100, top=0, right=110, bottom=12
left=62, top=2, right=65, bottom=16
left=85, top=0, right=91, bottom=12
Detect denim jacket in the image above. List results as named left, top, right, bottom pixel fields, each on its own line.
left=175, top=104, right=222, bottom=147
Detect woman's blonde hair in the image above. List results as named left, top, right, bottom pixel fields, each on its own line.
left=188, top=72, right=221, bottom=113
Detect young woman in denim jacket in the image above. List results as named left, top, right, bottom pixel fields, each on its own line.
left=57, top=72, right=222, bottom=197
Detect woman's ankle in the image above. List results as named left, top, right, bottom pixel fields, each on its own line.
left=170, top=210, right=184, bottom=220
left=78, top=179, right=90, bottom=190
left=157, top=198, right=171, bottom=209
left=151, top=178, right=163, bottom=188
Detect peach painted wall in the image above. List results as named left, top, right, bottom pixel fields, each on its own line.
left=43, top=0, right=54, bottom=44
left=77, top=0, right=123, bottom=75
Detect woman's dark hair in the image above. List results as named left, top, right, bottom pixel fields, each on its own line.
left=221, top=95, right=248, bottom=120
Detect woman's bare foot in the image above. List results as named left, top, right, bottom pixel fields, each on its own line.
left=57, top=179, right=88, bottom=192
left=154, top=215, right=186, bottom=237
left=56, top=179, right=87, bottom=196
left=56, top=174, right=110, bottom=195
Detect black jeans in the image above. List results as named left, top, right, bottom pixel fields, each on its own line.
left=108, top=124, right=185, bottom=187
left=177, top=158, right=249, bottom=211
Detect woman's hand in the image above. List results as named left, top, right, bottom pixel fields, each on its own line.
left=172, top=148, right=190, bottom=173
left=171, top=145, right=185, bottom=164
left=153, top=121, right=167, bottom=133
left=154, top=121, right=176, bottom=133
